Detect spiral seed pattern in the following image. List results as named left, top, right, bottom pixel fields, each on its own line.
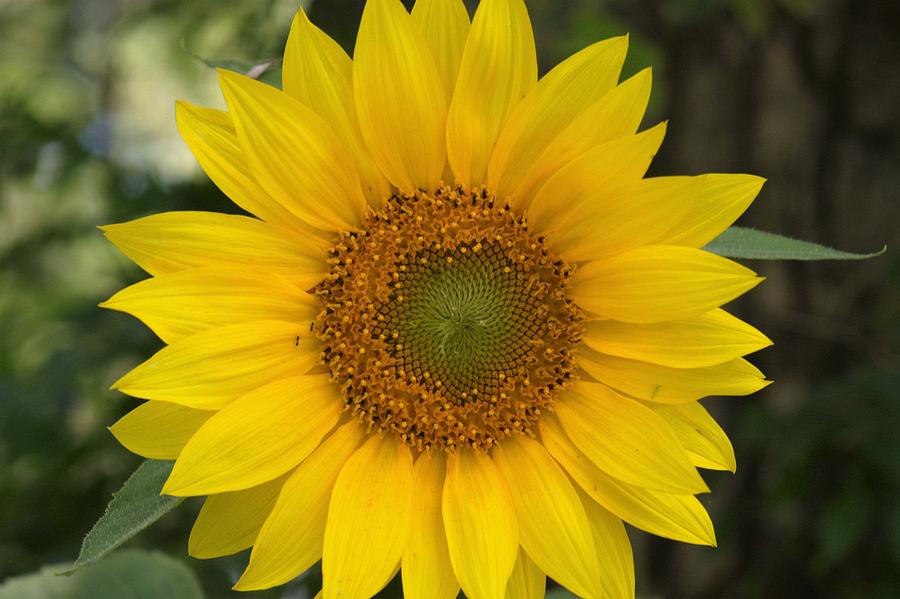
left=315, top=186, right=582, bottom=451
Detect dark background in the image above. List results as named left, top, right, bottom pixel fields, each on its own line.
left=1, top=0, right=898, bottom=597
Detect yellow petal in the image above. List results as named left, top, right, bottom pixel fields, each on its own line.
left=662, top=174, right=766, bottom=248
left=505, top=550, right=545, bottom=599
left=322, top=434, right=414, bottom=599
left=354, top=0, right=447, bottom=191
left=109, top=401, right=212, bottom=460
left=402, top=452, right=460, bottom=599
left=234, top=421, right=366, bottom=591
left=100, top=266, right=319, bottom=344
left=555, top=382, right=707, bottom=494
left=578, top=349, right=771, bottom=404
left=488, top=35, right=628, bottom=199
left=578, top=490, right=634, bottom=599
left=163, top=375, right=342, bottom=496
left=528, top=123, right=667, bottom=233
left=112, top=320, right=319, bottom=410
left=510, top=67, right=652, bottom=210
left=443, top=448, right=519, bottom=599
left=189, top=475, right=287, bottom=559
left=100, top=211, right=328, bottom=285
left=541, top=414, right=716, bottom=546
left=283, top=8, right=391, bottom=209
left=649, top=402, right=736, bottom=472
left=411, top=0, right=471, bottom=102
left=582, top=308, right=772, bottom=368
left=549, top=173, right=766, bottom=261
left=573, top=246, right=763, bottom=324
left=493, top=437, right=602, bottom=599
left=175, top=102, right=317, bottom=232
left=447, top=0, right=537, bottom=187
left=544, top=176, right=695, bottom=262
left=219, top=70, right=367, bottom=231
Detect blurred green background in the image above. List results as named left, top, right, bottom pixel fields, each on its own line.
left=1, top=0, right=898, bottom=597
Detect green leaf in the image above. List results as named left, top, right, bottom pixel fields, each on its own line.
left=0, top=550, right=203, bottom=599
left=705, top=226, right=886, bottom=261
left=62, top=460, right=184, bottom=573
left=180, top=41, right=282, bottom=88
left=202, top=57, right=282, bottom=88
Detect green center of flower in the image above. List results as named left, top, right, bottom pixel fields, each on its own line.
left=315, top=186, right=582, bottom=451
left=375, top=241, right=545, bottom=400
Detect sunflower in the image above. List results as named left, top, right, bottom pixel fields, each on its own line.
left=101, top=0, right=772, bottom=597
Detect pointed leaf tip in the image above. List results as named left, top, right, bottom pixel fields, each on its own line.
left=62, top=460, right=184, bottom=574
left=706, top=227, right=886, bottom=261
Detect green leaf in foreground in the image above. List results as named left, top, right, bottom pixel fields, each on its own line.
left=62, top=460, right=184, bottom=573
left=0, top=550, right=203, bottom=599
left=705, top=226, right=886, bottom=261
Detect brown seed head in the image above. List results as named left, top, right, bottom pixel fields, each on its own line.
left=315, top=185, right=582, bottom=451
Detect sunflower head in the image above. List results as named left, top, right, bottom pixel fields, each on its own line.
left=102, top=0, right=771, bottom=597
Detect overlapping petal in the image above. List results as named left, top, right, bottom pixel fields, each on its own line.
left=527, top=122, right=667, bottom=232
left=541, top=414, right=716, bottom=546
left=235, top=421, right=366, bottom=591
left=189, top=475, right=288, bottom=559
left=649, top=402, right=737, bottom=472
left=493, top=436, right=603, bottom=599
left=539, top=173, right=765, bottom=259
left=555, top=382, right=708, bottom=494
left=443, top=448, right=519, bottom=599
left=283, top=8, right=391, bottom=208
left=488, top=35, right=627, bottom=199
left=109, top=401, right=212, bottom=460
left=662, top=174, right=766, bottom=248
left=573, top=246, right=763, bottom=323
left=578, top=491, right=635, bottom=599
left=354, top=0, right=447, bottom=191
left=402, top=452, right=460, bottom=599
left=411, top=0, right=471, bottom=102
left=100, top=266, right=318, bottom=344
left=322, top=434, right=414, bottom=599
left=175, top=102, right=321, bottom=232
left=112, top=320, right=320, bottom=409
left=100, top=211, right=328, bottom=285
left=579, top=349, right=770, bottom=404
left=505, top=550, right=545, bottom=599
left=582, top=308, right=772, bottom=368
left=542, top=176, right=695, bottom=261
left=219, top=70, right=367, bottom=231
left=510, top=67, right=652, bottom=209
left=162, top=375, right=342, bottom=496
left=447, top=0, right=537, bottom=187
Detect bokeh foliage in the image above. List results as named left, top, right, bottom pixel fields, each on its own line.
left=1, top=0, right=898, bottom=597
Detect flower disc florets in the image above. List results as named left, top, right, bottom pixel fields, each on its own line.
left=315, top=185, right=582, bottom=451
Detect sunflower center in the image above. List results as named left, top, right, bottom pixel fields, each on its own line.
left=315, top=186, right=582, bottom=451
left=380, top=240, right=544, bottom=399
